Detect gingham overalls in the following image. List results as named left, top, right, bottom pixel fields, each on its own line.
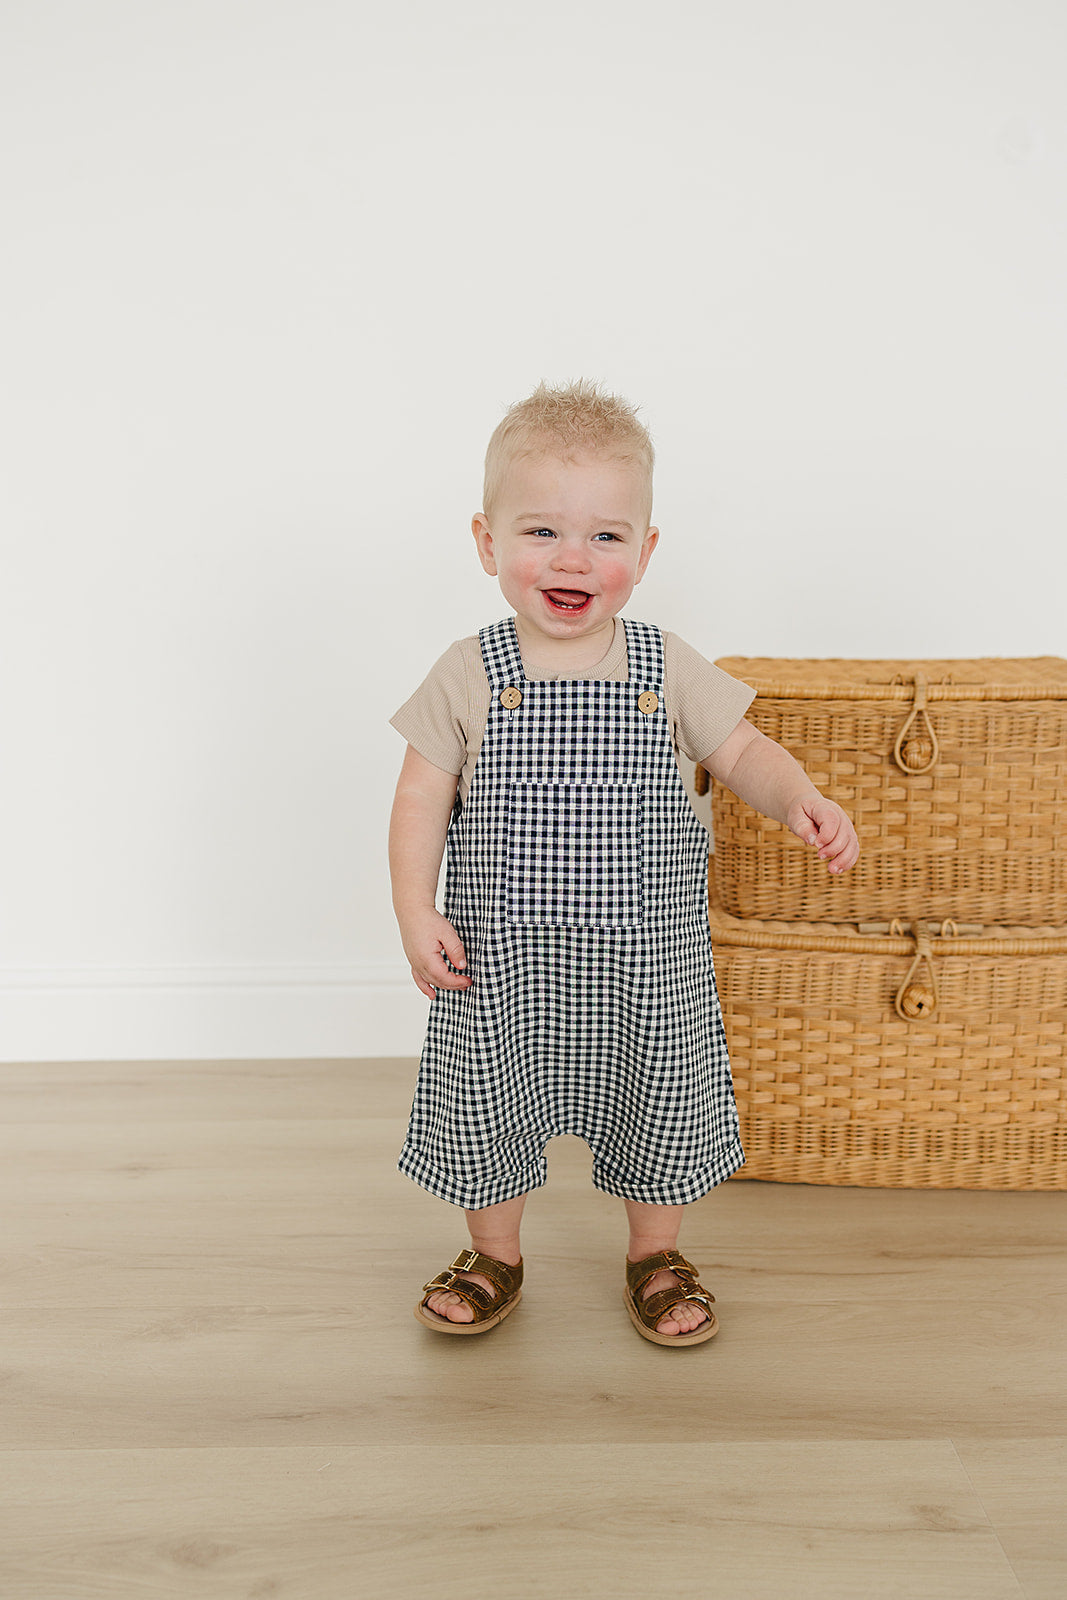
left=398, top=616, right=744, bottom=1208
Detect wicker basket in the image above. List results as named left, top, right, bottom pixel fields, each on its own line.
left=704, top=656, right=1067, bottom=925
left=709, top=901, right=1067, bottom=1189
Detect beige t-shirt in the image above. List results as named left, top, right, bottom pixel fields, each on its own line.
left=390, top=617, right=755, bottom=802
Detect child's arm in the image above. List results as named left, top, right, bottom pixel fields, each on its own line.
left=701, top=720, right=860, bottom=875
left=389, top=745, right=474, bottom=997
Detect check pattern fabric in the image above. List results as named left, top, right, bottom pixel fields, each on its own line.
left=505, top=780, right=644, bottom=928
left=398, top=616, right=744, bottom=1207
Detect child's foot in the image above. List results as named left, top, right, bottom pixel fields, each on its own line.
left=425, top=1269, right=498, bottom=1323
left=429, top=1268, right=709, bottom=1330
left=421, top=1249, right=523, bottom=1326
left=639, top=1267, right=710, bottom=1336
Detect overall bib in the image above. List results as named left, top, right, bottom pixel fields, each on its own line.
left=399, top=616, right=744, bottom=1209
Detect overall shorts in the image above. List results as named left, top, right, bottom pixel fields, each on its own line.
left=398, top=616, right=744, bottom=1209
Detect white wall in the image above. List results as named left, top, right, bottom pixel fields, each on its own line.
left=2, top=0, right=1064, bottom=1060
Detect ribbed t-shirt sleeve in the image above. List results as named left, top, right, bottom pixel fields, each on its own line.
left=665, top=634, right=756, bottom=763
left=389, top=639, right=470, bottom=776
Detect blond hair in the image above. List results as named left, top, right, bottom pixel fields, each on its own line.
left=482, top=378, right=655, bottom=525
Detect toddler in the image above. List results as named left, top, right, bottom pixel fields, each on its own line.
left=388, top=379, right=858, bottom=1346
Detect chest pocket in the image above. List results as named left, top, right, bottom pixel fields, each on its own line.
left=505, top=781, right=644, bottom=929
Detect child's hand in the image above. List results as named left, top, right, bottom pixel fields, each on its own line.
left=787, top=795, right=860, bottom=875
left=400, top=907, right=473, bottom=999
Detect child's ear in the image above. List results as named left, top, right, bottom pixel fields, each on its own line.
left=635, top=525, right=660, bottom=583
left=472, top=514, right=498, bottom=575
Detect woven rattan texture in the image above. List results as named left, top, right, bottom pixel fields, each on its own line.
left=716, top=655, right=1067, bottom=695
left=711, top=696, right=1067, bottom=924
left=710, top=908, right=1067, bottom=1190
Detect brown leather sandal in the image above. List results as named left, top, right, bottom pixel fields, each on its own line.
left=624, top=1249, right=719, bottom=1346
left=414, top=1248, right=524, bottom=1335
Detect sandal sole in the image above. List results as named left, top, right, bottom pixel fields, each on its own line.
left=624, top=1289, right=719, bottom=1346
left=413, top=1288, right=522, bottom=1335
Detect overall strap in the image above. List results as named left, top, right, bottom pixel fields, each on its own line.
left=479, top=615, right=664, bottom=690
left=479, top=616, right=525, bottom=689
left=622, top=618, right=665, bottom=689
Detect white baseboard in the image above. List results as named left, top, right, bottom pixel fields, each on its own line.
left=0, top=962, right=429, bottom=1061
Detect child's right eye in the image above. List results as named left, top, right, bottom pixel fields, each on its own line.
left=526, top=527, right=555, bottom=537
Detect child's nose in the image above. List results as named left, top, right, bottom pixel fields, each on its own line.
left=552, top=540, right=591, bottom=571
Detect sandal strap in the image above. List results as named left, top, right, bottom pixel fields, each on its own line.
left=447, top=1249, right=523, bottom=1297
left=638, top=1284, right=717, bottom=1326
left=625, top=1250, right=716, bottom=1330
left=421, top=1273, right=498, bottom=1318
left=420, top=1249, right=523, bottom=1321
left=625, top=1249, right=701, bottom=1297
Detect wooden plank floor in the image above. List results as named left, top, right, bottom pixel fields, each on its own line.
left=0, top=1057, right=1063, bottom=1599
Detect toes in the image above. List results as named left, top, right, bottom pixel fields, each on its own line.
left=642, top=1271, right=710, bottom=1336
left=656, top=1300, right=708, bottom=1336
left=426, top=1291, right=474, bottom=1323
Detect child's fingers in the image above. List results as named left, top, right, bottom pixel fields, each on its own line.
left=411, top=959, right=472, bottom=997
left=824, top=824, right=860, bottom=873
left=789, top=798, right=860, bottom=874
left=789, top=799, right=839, bottom=848
left=405, top=914, right=473, bottom=997
left=829, top=835, right=861, bottom=873
left=801, top=803, right=860, bottom=875
left=816, top=815, right=845, bottom=857
left=439, top=926, right=469, bottom=972
left=418, top=939, right=473, bottom=994
left=435, top=930, right=472, bottom=989
left=411, top=967, right=438, bottom=1000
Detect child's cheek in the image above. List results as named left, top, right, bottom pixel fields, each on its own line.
left=513, top=551, right=544, bottom=585
left=601, top=552, right=640, bottom=598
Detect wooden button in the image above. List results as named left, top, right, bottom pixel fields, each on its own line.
left=500, top=686, right=523, bottom=710
left=638, top=691, right=659, bottom=715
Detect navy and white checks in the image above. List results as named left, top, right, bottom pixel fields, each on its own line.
left=506, top=781, right=644, bottom=928
left=398, top=616, right=744, bottom=1208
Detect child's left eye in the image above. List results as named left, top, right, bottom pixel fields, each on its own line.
left=524, top=527, right=618, bottom=541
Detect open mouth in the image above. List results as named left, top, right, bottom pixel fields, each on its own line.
left=543, top=589, right=593, bottom=614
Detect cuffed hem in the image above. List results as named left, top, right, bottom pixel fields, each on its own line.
left=398, top=1141, right=547, bottom=1209
left=590, top=1138, right=746, bottom=1205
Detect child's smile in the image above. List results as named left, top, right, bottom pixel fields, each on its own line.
left=543, top=588, right=593, bottom=614
left=472, top=448, right=659, bottom=667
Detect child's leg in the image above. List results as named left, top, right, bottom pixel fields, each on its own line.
left=424, top=1193, right=528, bottom=1324
left=624, top=1199, right=710, bottom=1337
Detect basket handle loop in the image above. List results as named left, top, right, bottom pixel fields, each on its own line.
left=892, top=674, right=940, bottom=774
left=894, top=921, right=940, bottom=1021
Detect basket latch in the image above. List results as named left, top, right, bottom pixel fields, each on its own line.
left=894, top=921, right=940, bottom=1021
left=892, top=674, right=940, bottom=774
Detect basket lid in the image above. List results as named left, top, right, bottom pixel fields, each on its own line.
left=714, top=656, right=1067, bottom=702
left=707, top=899, right=1067, bottom=956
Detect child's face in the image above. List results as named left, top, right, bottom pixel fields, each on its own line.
left=471, top=448, right=659, bottom=652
